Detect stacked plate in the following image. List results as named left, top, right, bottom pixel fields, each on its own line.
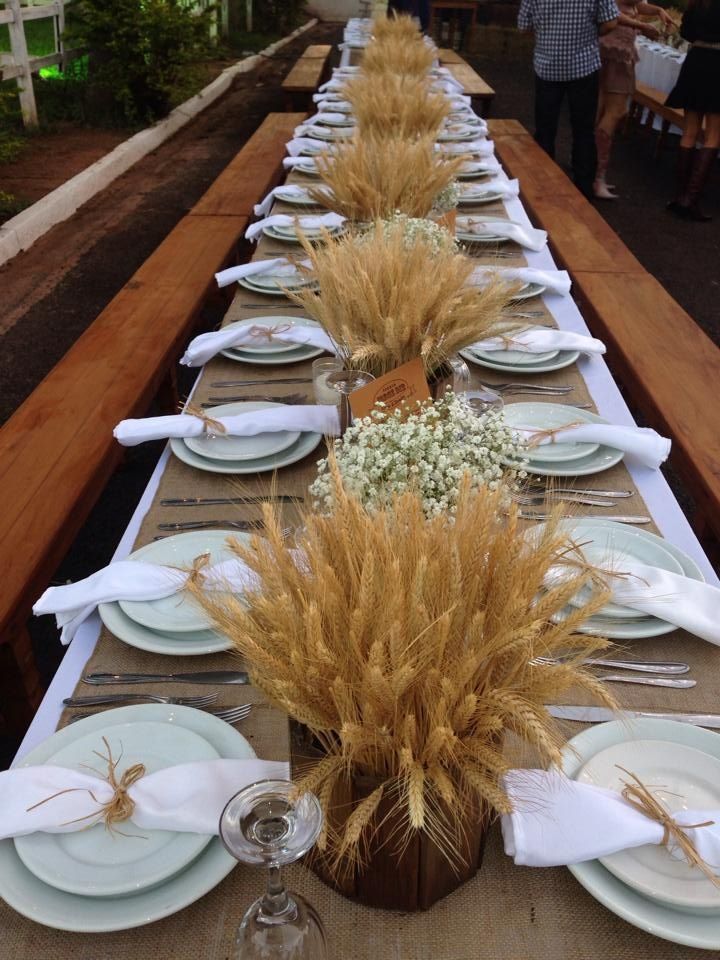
left=304, top=125, right=352, bottom=142
left=237, top=268, right=318, bottom=296
left=436, top=125, right=479, bottom=142
left=535, top=517, right=703, bottom=638
left=219, top=316, right=326, bottom=366
left=563, top=718, right=720, bottom=949
left=501, top=403, right=622, bottom=478
left=99, top=530, right=246, bottom=654
left=460, top=332, right=579, bottom=377
left=456, top=214, right=519, bottom=246
left=0, top=705, right=255, bottom=932
left=262, top=221, right=345, bottom=245
left=169, top=400, right=323, bottom=478
left=457, top=160, right=495, bottom=180
left=292, top=159, right=321, bottom=178
left=274, top=185, right=332, bottom=208
left=458, top=182, right=508, bottom=205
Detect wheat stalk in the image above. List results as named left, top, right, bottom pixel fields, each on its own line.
left=344, top=73, right=451, bottom=139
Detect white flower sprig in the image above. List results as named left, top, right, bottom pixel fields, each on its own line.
left=431, top=180, right=460, bottom=215
left=359, top=212, right=459, bottom=255
left=311, top=391, right=525, bottom=518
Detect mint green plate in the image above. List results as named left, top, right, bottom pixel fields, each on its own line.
left=222, top=342, right=325, bottom=365
left=563, top=719, right=720, bottom=949
left=0, top=705, right=254, bottom=931
left=185, top=402, right=301, bottom=464
left=170, top=428, right=322, bottom=476
left=99, top=599, right=230, bottom=655
left=502, top=402, right=600, bottom=463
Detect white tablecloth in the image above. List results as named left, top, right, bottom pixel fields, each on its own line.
left=634, top=37, right=686, bottom=133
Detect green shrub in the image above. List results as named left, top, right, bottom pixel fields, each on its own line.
left=0, top=84, right=26, bottom=163
left=63, top=0, right=214, bottom=125
left=0, top=190, right=27, bottom=221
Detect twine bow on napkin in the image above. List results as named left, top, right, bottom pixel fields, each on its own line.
left=247, top=322, right=293, bottom=342
left=184, top=403, right=227, bottom=436
left=524, top=421, right=587, bottom=447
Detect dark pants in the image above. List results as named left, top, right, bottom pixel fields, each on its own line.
left=534, top=71, right=599, bottom=198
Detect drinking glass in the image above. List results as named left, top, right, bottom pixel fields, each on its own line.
left=219, top=780, right=328, bottom=960
left=312, top=358, right=344, bottom=405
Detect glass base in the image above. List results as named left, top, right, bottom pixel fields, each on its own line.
left=233, top=889, right=328, bottom=960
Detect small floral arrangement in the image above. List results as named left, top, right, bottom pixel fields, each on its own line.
left=430, top=180, right=460, bottom=216
left=361, top=212, right=459, bottom=255
left=310, top=392, right=525, bottom=518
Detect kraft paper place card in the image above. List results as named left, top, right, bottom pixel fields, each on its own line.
left=349, top=357, right=431, bottom=420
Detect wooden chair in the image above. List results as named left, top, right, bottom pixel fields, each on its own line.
left=0, top=113, right=301, bottom=735
left=282, top=45, right=332, bottom=112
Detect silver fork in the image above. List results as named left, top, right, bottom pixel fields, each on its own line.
left=202, top=393, right=308, bottom=407
left=512, top=492, right=618, bottom=508
left=490, top=382, right=574, bottom=395
left=63, top=693, right=218, bottom=707
left=157, top=519, right=265, bottom=532
left=534, top=656, right=690, bottom=675
left=66, top=704, right=253, bottom=725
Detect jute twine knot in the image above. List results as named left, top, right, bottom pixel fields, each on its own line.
left=26, top=736, right=146, bottom=834
left=617, top=766, right=720, bottom=887
left=184, top=402, right=226, bottom=436
left=526, top=421, right=586, bottom=447
left=248, top=322, right=293, bottom=342
left=182, top=551, right=212, bottom=590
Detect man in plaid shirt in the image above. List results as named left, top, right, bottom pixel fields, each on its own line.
left=519, top=0, right=619, bottom=198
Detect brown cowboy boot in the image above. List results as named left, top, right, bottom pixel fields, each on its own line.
left=680, top=146, right=717, bottom=221
left=667, top=145, right=695, bottom=215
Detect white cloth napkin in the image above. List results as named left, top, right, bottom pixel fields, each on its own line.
left=33, top=556, right=259, bottom=644
left=442, top=122, right=487, bottom=139
left=318, top=78, right=346, bottom=93
left=245, top=213, right=345, bottom=243
left=294, top=124, right=355, bottom=140
left=286, top=137, right=333, bottom=157
left=502, top=769, right=720, bottom=867
left=304, top=111, right=353, bottom=125
left=459, top=218, right=547, bottom=251
left=114, top=404, right=341, bottom=447
left=283, top=156, right=318, bottom=171
left=312, top=92, right=351, bottom=106
left=431, top=79, right=464, bottom=95
left=2, top=759, right=291, bottom=837
left=546, top=558, right=719, bottom=642
left=254, top=184, right=310, bottom=217
left=215, top=257, right=310, bottom=289
left=514, top=422, right=670, bottom=468
left=461, top=177, right=519, bottom=200
left=447, top=94, right=472, bottom=108
left=471, top=267, right=572, bottom=296
left=181, top=323, right=337, bottom=367
left=461, top=155, right=502, bottom=174
left=438, top=138, right=495, bottom=157
left=472, top=329, right=604, bottom=355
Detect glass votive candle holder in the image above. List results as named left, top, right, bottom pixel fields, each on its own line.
left=313, top=358, right=344, bottom=405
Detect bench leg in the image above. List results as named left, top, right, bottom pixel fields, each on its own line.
left=0, top=622, right=43, bottom=737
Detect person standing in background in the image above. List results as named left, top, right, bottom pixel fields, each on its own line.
left=518, top=0, right=619, bottom=198
left=594, top=2, right=677, bottom=199
left=666, top=0, right=720, bottom=221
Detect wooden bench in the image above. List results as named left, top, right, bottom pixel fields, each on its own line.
left=439, top=52, right=495, bottom=117
left=0, top=113, right=299, bottom=735
left=628, top=82, right=685, bottom=157
left=490, top=118, right=720, bottom=544
left=282, top=44, right=332, bottom=112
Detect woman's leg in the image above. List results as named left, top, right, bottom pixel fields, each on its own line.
left=594, top=92, right=628, bottom=198
left=680, top=113, right=719, bottom=220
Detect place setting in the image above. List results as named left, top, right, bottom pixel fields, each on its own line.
left=215, top=257, right=319, bottom=297
left=459, top=325, right=604, bottom=375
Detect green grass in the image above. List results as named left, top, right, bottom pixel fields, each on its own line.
left=0, top=17, right=56, bottom=57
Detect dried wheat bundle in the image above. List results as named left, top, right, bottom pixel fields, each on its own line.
left=195, top=478, right=615, bottom=872
left=360, top=31, right=435, bottom=77
left=370, top=12, right=422, bottom=45
left=344, top=73, right=450, bottom=139
left=289, top=217, right=514, bottom=377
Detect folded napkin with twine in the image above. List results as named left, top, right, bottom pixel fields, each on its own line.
left=438, top=138, right=495, bottom=157
left=502, top=769, right=720, bottom=868
left=254, top=184, right=329, bottom=217
left=514, top=421, right=670, bottom=469
left=459, top=218, right=547, bottom=251
left=294, top=124, right=355, bottom=141
left=441, top=122, right=488, bottom=140
left=461, top=177, right=519, bottom=200
left=283, top=156, right=319, bottom=171
left=3, top=757, right=290, bottom=837
left=304, top=111, right=354, bottom=126
left=286, top=137, right=334, bottom=157
left=214, top=257, right=311, bottom=289
left=545, top=557, right=719, bottom=642
left=471, top=266, right=572, bottom=296
left=245, top=213, right=345, bottom=243
left=312, top=92, right=352, bottom=107
left=181, top=322, right=336, bottom=367
left=114, top=404, right=340, bottom=447
left=472, top=328, right=604, bottom=355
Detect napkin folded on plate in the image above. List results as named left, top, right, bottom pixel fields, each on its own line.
left=472, top=328, right=604, bottom=355
left=441, top=122, right=487, bottom=139
left=33, top=555, right=259, bottom=644
left=447, top=94, right=473, bottom=108
left=312, top=92, right=351, bottom=105
left=304, top=111, right=353, bottom=125
left=294, top=124, right=354, bottom=140
left=431, top=78, right=464, bottom=95
left=2, top=759, right=291, bottom=837
left=438, top=138, right=495, bottom=157
left=502, top=769, right=720, bottom=866
left=114, top=404, right=341, bottom=447
left=459, top=218, right=547, bottom=251
left=546, top=558, right=719, bottom=643
left=283, top=156, right=318, bottom=171
left=245, top=213, right=345, bottom=243
left=181, top=323, right=337, bottom=367
left=461, top=177, right=519, bottom=200
left=254, top=185, right=315, bottom=217
left=214, top=257, right=311, bottom=289
left=461, top=155, right=502, bottom=174
left=286, top=137, right=333, bottom=157
left=514, top=422, right=670, bottom=469
left=471, top=266, right=571, bottom=296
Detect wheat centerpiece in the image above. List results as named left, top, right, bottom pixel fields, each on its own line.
left=195, top=479, right=615, bottom=910
left=344, top=73, right=451, bottom=140
left=360, top=25, right=436, bottom=78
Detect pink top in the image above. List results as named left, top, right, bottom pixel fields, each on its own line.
left=599, top=1, right=640, bottom=65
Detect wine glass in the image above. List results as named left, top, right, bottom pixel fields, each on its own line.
left=219, top=779, right=328, bottom=960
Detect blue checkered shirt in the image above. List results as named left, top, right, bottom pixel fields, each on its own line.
left=518, top=0, right=619, bottom=81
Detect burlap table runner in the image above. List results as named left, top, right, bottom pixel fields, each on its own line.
left=2, top=158, right=717, bottom=960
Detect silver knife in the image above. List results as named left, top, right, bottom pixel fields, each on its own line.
left=527, top=486, right=634, bottom=498
left=520, top=513, right=651, bottom=524
left=157, top=520, right=263, bottom=531
left=161, top=496, right=303, bottom=506
left=547, top=705, right=720, bottom=728
left=83, top=671, right=250, bottom=685
left=210, top=378, right=312, bottom=387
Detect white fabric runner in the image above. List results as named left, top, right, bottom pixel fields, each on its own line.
left=245, top=213, right=345, bottom=243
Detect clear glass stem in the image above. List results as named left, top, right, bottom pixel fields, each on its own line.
left=260, top=865, right=293, bottom=921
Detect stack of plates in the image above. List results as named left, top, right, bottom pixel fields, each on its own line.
left=293, top=159, right=321, bottom=177
left=501, top=403, right=622, bottom=478
left=304, top=125, right=352, bottom=142
left=437, top=125, right=478, bottom=143
left=237, top=269, right=318, bottom=296
left=169, top=400, right=323, bottom=478
left=99, top=530, right=246, bottom=654
left=563, top=718, right=720, bottom=949
left=274, top=185, right=332, bottom=208
left=0, top=705, right=255, bottom=932
left=262, top=221, right=345, bottom=245
left=460, top=335, right=580, bottom=377
left=536, top=517, right=703, bottom=638
left=458, top=183, right=508, bottom=205
left=219, top=316, right=326, bottom=366
left=457, top=160, right=495, bottom=180
left=456, top=215, right=518, bottom=246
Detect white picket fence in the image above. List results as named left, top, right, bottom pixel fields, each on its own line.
left=1, top=0, right=227, bottom=129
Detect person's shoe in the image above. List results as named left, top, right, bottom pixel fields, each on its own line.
left=667, top=145, right=695, bottom=213
left=669, top=147, right=716, bottom=220
left=593, top=178, right=618, bottom=200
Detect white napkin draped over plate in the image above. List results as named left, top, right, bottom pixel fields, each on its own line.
left=181, top=323, right=337, bottom=367
left=286, top=137, right=333, bottom=157
left=441, top=122, right=487, bottom=139
left=515, top=422, right=670, bottom=468
left=2, top=759, right=290, bottom=837
left=294, top=124, right=355, bottom=140
left=304, top=111, right=353, bottom=125
left=438, top=138, right=495, bottom=157
left=460, top=218, right=547, bottom=251
left=473, top=328, right=604, bottom=356
left=245, top=213, right=345, bottom=243
left=254, top=185, right=311, bottom=217
left=114, top=404, right=341, bottom=447
left=471, top=267, right=572, bottom=296
left=215, top=257, right=311, bottom=289
left=462, top=177, right=519, bottom=199
left=283, top=156, right=318, bottom=171
left=502, top=769, right=720, bottom=867
left=546, top=558, right=719, bottom=642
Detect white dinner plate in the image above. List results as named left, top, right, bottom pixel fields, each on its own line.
left=460, top=346, right=581, bottom=375
left=0, top=705, right=254, bottom=932
left=184, top=402, right=301, bottom=463
left=221, top=342, right=326, bottom=365
left=503, top=402, right=601, bottom=463
left=293, top=161, right=321, bottom=177
left=14, top=721, right=218, bottom=897
left=274, top=186, right=331, bottom=207
left=263, top=223, right=344, bottom=244
left=237, top=272, right=317, bottom=294
left=563, top=719, right=720, bottom=949
left=472, top=339, right=559, bottom=368
left=457, top=161, right=494, bottom=180
left=119, top=530, right=247, bottom=633
left=221, top=316, right=306, bottom=355
left=99, top=600, right=230, bottom=656
left=577, top=739, right=720, bottom=912
left=170, top=428, right=322, bottom=476
left=509, top=281, right=547, bottom=302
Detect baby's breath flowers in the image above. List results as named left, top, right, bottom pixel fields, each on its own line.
left=430, top=180, right=460, bottom=216
left=361, top=212, right=459, bottom=255
left=310, top=392, right=525, bottom=518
